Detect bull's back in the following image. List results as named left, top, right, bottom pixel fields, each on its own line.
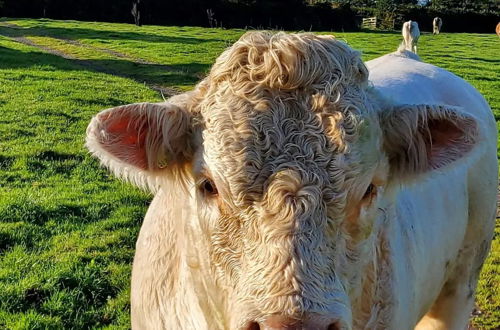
left=367, top=52, right=493, bottom=126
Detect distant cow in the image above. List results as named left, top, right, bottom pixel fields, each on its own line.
left=433, top=17, right=442, bottom=34
left=401, top=20, right=420, bottom=53
left=496, top=22, right=500, bottom=37
left=86, top=32, right=497, bottom=329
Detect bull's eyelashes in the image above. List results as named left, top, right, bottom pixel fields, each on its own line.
left=362, top=183, right=377, bottom=203
left=363, top=184, right=376, bottom=198
left=198, top=178, right=218, bottom=197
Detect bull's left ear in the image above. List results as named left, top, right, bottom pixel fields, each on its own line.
left=380, top=104, right=480, bottom=180
left=85, top=102, right=194, bottom=190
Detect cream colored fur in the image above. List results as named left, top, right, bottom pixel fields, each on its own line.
left=86, top=32, right=497, bottom=330
left=400, top=21, right=420, bottom=54
left=433, top=17, right=442, bottom=35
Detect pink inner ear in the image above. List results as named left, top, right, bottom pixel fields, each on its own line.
left=428, top=119, right=462, bottom=154
left=99, top=111, right=150, bottom=170
left=382, top=105, right=478, bottom=178
left=426, top=117, right=476, bottom=169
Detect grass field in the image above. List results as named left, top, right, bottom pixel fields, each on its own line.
left=0, top=18, right=498, bottom=329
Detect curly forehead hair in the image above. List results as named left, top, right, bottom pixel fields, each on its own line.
left=210, top=31, right=369, bottom=91
left=194, top=31, right=374, bottom=157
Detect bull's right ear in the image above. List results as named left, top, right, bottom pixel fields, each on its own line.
left=85, top=102, right=194, bottom=190
left=379, top=103, right=480, bottom=182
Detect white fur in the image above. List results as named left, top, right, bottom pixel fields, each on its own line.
left=433, top=17, right=442, bottom=35
left=400, top=21, right=420, bottom=54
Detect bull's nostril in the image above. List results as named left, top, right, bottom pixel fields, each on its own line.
left=255, top=314, right=341, bottom=330
left=247, top=322, right=260, bottom=330
left=328, top=322, right=341, bottom=330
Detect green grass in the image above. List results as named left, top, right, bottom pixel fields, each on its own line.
left=0, top=18, right=498, bottom=329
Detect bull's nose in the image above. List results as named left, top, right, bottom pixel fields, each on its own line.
left=245, top=314, right=342, bottom=330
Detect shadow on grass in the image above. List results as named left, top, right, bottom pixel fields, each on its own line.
left=0, top=23, right=225, bottom=44
left=0, top=266, right=120, bottom=327
left=0, top=231, right=14, bottom=253
left=26, top=151, right=85, bottom=177
left=0, top=155, right=15, bottom=170
left=457, top=56, right=500, bottom=64
left=357, top=29, right=401, bottom=35
left=437, top=53, right=500, bottom=64
left=0, top=26, right=209, bottom=92
left=0, top=198, right=113, bottom=226
left=70, top=57, right=208, bottom=86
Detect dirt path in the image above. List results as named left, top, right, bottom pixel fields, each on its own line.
left=0, top=22, right=181, bottom=97
left=56, top=37, right=193, bottom=76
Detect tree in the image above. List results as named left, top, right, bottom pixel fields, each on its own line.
left=428, top=0, right=498, bottom=13
left=333, top=0, right=418, bottom=5
left=376, top=0, right=396, bottom=11
left=131, top=0, right=142, bottom=26
left=332, top=0, right=376, bottom=6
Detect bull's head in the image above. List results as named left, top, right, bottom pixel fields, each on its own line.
left=86, top=32, right=479, bottom=329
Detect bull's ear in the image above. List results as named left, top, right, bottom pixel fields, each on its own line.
left=380, top=104, right=480, bottom=180
left=85, top=102, right=193, bottom=189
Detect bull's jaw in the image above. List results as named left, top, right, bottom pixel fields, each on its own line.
left=184, top=216, right=232, bottom=329
left=348, top=212, right=397, bottom=329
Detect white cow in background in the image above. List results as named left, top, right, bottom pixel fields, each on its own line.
left=433, top=17, right=443, bottom=35
left=86, top=32, right=497, bottom=329
left=401, top=20, right=420, bottom=53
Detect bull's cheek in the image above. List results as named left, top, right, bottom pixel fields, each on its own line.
left=356, top=206, right=377, bottom=240
left=343, top=188, right=384, bottom=244
left=206, top=216, right=244, bottom=287
left=343, top=206, right=374, bottom=243
left=183, top=201, right=221, bottom=273
left=193, top=200, right=219, bottom=236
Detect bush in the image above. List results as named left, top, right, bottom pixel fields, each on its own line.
left=0, top=0, right=497, bottom=33
left=396, top=6, right=499, bottom=32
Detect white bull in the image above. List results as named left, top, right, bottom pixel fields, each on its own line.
left=433, top=17, right=443, bottom=35
left=86, top=32, right=497, bottom=330
left=401, top=20, right=420, bottom=53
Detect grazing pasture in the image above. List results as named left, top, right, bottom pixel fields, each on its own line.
left=0, top=18, right=498, bottom=329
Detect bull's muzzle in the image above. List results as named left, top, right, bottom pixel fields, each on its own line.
left=244, top=313, right=343, bottom=330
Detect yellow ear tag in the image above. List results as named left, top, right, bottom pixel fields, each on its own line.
left=157, top=157, right=168, bottom=169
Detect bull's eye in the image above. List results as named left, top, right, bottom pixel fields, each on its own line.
left=200, top=178, right=218, bottom=197
left=362, top=183, right=377, bottom=200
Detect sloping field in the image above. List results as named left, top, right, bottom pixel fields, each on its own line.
left=0, top=18, right=498, bottom=329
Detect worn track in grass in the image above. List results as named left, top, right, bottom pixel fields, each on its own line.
left=0, top=22, right=181, bottom=97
